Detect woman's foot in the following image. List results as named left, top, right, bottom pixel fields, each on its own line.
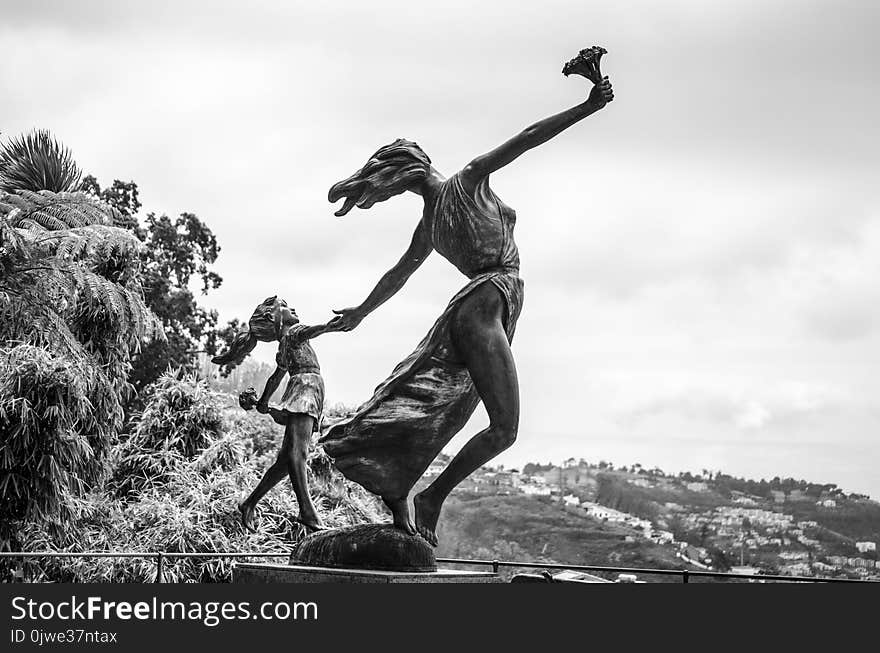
left=238, top=503, right=257, bottom=533
left=382, top=496, right=416, bottom=535
left=413, top=490, right=441, bottom=547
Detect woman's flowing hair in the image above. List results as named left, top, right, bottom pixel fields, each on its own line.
left=211, top=296, right=282, bottom=369
left=328, top=139, right=431, bottom=216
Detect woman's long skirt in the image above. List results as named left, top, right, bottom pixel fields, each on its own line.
left=319, top=270, right=524, bottom=498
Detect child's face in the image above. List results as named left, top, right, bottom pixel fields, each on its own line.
left=279, top=306, right=299, bottom=326
left=273, top=300, right=299, bottom=332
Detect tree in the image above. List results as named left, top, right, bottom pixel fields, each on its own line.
left=129, top=211, right=223, bottom=399
left=667, top=515, right=690, bottom=544
left=82, top=177, right=225, bottom=406
left=708, top=547, right=732, bottom=572
left=80, top=175, right=140, bottom=231
left=699, top=523, right=711, bottom=546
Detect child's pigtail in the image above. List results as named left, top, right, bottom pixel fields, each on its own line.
left=211, top=328, right=258, bottom=369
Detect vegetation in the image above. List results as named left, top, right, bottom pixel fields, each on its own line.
left=0, top=129, right=376, bottom=580
left=81, top=176, right=226, bottom=407
left=595, top=473, right=661, bottom=520
left=0, top=345, right=106, bottom=547
left=1, top=130, right=162, bottom=551
left=110, top=369, right=227, bottom=499
left=0, top=130, right=81, bottom=194
left=711, top=473, right=863, bottom=501
left=13, top=372, right=383, bottom=582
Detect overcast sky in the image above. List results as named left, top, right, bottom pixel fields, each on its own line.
left=2, top=1, right=878, bottom=496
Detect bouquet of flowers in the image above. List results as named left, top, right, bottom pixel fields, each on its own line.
left=239, top=387, right=259, bottom=411
left=562, top=46, right=607, bottom=84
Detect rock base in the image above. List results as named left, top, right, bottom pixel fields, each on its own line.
left=288, top=523, right=436, bottom=572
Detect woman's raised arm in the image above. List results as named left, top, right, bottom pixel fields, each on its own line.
left=460, top=78, right=613, bottom=188
left=329, top=221, right=432, bottom=332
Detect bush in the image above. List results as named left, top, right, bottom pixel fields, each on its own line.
left=15, top=373, right=384, bottom=582
left=0, top=345, right=106, bottom=550
left=110, top=370, right=225, bottom=498
left=222, top=402, right=280, bottom=458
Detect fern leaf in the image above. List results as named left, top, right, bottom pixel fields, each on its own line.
left=121, top=286, right=164, bottom=341
left=6, top=190, right=119, bottom=230
left=51, top=225, right=141, bottom=262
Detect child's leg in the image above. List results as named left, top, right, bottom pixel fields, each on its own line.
left=284, top=414, right=324, bottom=530
left=239, top=427, right=296, bottom=531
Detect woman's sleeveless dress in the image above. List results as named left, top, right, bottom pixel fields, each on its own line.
left=320, top=173, right=524, bottom=497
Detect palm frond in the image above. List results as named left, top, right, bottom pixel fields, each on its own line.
left=0, top=129, right=82, bottom=193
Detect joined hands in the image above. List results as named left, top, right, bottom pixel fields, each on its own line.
left=326, top=306, right=366, bottom=333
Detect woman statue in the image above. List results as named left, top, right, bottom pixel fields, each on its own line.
left=322, top=71, right=614, bottom=546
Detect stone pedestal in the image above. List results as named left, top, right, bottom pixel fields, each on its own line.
left=289, top=523, right=437, bottom=572
left=234, top=523, right=502, bottom=583
left=233, top=562, right=502, bottom=584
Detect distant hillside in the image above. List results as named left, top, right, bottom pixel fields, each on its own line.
left=422, top=458, right=880, bottom=580
left=433, top=493, right=687, bottom=582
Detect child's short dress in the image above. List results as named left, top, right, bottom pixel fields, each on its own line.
left=275, top=325, right=324, bottom=431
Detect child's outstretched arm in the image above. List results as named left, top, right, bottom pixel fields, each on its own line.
left=290, top=322, right=337, bottom=341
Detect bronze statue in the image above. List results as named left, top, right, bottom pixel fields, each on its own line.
left=321, top=49, right=614, bottom=546
left=212, top=296, right=336, bottom=533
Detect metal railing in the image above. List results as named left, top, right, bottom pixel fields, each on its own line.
left=0, top=552, right=287, bottom=583
left=1, top=551, right=875, bottom=583
left=436, top=557, right=875, bottom=583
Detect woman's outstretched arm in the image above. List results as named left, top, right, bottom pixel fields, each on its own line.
left=329, top=221, right=432, bottom=332
left=460, top=78, right=614, bottom=187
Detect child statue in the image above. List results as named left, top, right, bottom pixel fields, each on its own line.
left=212, top=295, right=336, bottom=533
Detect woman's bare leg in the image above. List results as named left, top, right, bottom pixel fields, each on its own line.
left=414, top=283, right=519, bottom=546
left=285, top=414, right=324, bottom=531
left=239, top=428, right=296, bottom=531
left=382, top=496, right=416, bottom=535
